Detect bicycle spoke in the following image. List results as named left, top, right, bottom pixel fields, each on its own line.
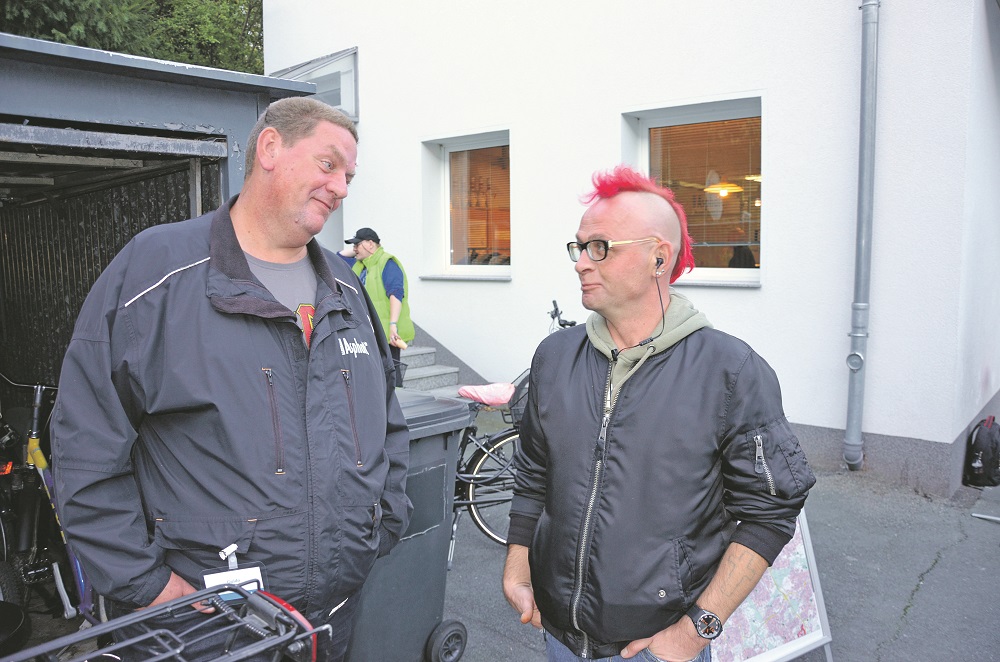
left=465, top=432, right=518, bottom=545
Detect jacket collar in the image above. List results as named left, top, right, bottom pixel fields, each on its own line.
left=207, top=196, right=351, bottom=319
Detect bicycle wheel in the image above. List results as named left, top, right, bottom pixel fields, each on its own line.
left=465, top=430, right=518, bottom=545
left=0, top=559, right=24, bottom=605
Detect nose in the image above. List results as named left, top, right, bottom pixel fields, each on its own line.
left=574, top=252, right=593, bottom=275
left=326, top=172, right=349, bottom=201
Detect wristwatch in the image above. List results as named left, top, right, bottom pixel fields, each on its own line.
left=686, top=604, right=723, bottom=640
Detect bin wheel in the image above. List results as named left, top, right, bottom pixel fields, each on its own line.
left=425, top=619, right=467, bottom=662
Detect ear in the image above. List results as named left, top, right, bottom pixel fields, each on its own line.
left=655, top=242, right=676, bottom=274
left=256, top=127, right=282, bottom=172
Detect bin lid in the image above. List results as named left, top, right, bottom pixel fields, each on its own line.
left=396, top=389, right=470, bottom=438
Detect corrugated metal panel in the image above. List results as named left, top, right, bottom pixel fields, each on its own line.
left=0, top=163, right=221, bottom=399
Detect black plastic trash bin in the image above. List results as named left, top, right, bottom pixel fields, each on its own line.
left=345, top=389, right=471, bottom=662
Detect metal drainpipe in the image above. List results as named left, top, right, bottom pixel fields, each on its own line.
left=843, top=0, right=881, bottom=471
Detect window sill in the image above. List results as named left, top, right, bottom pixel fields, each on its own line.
left=672, top=268, right=761, bottom=288
left=672, top=279, right=761, bottom=288
left=420, top=273, right=512, bottom=282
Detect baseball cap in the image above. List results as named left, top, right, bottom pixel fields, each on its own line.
left=345, top=228, right=380, bottom=244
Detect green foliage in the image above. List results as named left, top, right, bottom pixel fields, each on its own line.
left=155, top=0, right=263, bottom=74
left=0, top=0, right=263, bottom=74
left=1, top=0, right=160, bottom=55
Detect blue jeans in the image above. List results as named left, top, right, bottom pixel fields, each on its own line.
left=546, top=630, right=712, bottom=662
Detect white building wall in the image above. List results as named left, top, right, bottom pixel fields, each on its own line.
left=957, top=0, right=1000, bottom=434
left=264, top=1, right=999, bottom=447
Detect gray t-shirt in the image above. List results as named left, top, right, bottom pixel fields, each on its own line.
left=245, top=253, right=318, bottom=345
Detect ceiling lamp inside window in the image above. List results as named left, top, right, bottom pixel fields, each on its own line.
left=703, top=181, right=744, bottom=197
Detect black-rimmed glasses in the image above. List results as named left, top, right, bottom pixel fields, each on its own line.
left=566, top=237, right=658, bottom=262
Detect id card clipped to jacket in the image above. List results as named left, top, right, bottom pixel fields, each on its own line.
left=201, top=543, right=268, bottom=602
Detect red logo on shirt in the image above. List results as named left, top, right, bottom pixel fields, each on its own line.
left=297, top=304, right=316, bottom=346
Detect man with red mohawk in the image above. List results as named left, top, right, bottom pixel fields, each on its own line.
left=503, top=166, right=814, bottom=662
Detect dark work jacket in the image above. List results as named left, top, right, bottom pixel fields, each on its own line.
left=509, top=324, right=815, bottom=658
left=51, top=198, right=411, bottom=620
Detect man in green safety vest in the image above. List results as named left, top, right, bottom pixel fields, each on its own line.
left=339, top=227, right=413, bottom=386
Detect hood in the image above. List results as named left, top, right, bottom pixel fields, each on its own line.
left=586, top=291, right=712, bottom=401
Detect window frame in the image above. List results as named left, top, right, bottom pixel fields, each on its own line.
left=421, top=130, right=512, bottom=281
left=270, top=47, right=359, bottom=121
left=625, top=96, right=763, bottom=287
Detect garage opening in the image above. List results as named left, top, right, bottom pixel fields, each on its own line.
left=0, top=116, right=226, bottom=389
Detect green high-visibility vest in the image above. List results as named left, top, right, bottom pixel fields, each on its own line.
left=353, top=246, right=414, bottom=343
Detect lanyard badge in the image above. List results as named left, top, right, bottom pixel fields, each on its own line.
left=200, top=543, right=268, bottom=602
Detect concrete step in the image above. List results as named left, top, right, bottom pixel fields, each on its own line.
left=400, top=345, right=436, bottom=369
left=402, top=364, right=460, bottom=391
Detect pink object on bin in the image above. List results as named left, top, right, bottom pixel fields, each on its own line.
left=458, top=383, right=515, bottom=407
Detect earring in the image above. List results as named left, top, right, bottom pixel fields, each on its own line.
left=655, top=270, right=664, bottom=277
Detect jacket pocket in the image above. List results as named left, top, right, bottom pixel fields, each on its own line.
left=653, top=536, right=694, bottom=611
left=584, top=535, right=695, bottom=643
left=744, top=420, right=815, bottom=499
left=153, top=516, right=260, bottom=585
left=333, top=504, right=382, bottom=597
left=154, top=516, right=258, bottom=553
left=261, top=367, right=285, bottom=474
left=340, top=369, right=364, bottom=467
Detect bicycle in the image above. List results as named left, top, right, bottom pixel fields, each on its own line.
left=0, top=370, right=105, bottom=652
left=447, top=301, right=576, bottom=565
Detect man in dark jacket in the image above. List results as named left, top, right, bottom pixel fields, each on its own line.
left=51, top=97, right=411, bottom=662
left=503, top=165, right=814, bottom=662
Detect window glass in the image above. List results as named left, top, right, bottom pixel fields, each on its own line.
left=448, top=145, right=510, bottom=266
left=649, top=117, right=761, bottom=269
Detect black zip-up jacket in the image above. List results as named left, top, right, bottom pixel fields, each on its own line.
left=52, top=199, right=411, bottom=619
left=509, top=316, right=814, bottom=658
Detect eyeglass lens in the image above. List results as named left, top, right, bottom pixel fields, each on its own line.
left=567, top=240, right=609, bottom=262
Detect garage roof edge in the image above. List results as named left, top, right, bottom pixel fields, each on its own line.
left=0, top=32, right=315, bottom=97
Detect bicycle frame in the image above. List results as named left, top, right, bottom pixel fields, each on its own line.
left=446, top=302, right=574, bottom=564
left=0, top=370, right=101, bottom=624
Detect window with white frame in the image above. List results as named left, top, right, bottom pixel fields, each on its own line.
left=421, top=131, right=511, bottom=279
left=629, top=98, right=761, bottom=284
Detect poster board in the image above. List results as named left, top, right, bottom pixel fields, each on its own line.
left=711, top=510, right=832, bottom=662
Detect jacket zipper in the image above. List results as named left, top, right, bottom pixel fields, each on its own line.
left=569, top=363, right=616, bottom=658
left=754, top=434, right=776, bottom=495
left=341, top=369, right=363, bottom=467
left=262, top=368, right=285, bottom=474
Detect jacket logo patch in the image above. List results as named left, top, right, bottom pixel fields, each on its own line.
left=339, top=337, right=370, bottom=357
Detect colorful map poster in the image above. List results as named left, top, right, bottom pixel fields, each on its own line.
left=711, top=511, right=831, bottom=662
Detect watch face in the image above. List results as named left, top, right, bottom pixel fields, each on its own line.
left=694, top=612, right=722, bottom=639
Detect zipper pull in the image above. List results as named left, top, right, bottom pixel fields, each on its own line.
left=263, top=367, right=273, bottom=385
left=754, top=435, right=765, bottom=474
left=596, top=414, right=611, bottom=457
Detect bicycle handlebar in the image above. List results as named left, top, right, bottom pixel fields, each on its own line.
left=549, top=300, right=577, bottom=328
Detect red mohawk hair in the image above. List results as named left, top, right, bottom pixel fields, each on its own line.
left=582, top=165, right=694, bottom=283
